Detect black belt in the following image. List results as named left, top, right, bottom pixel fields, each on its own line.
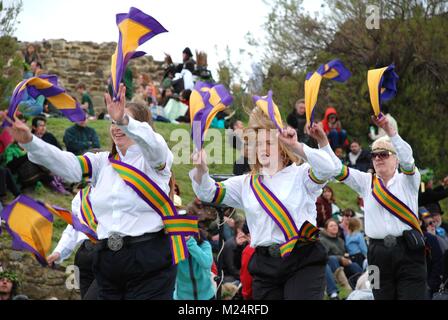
left=97, top=230, right=165, bottom=252
left=370, top=235, right=405, bottom=248
left=256, top=240, right=314, bottom=258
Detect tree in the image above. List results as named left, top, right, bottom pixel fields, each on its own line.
left=0, top=0, right=23, bottom=109
left=255, top=0, right=448, bottom=175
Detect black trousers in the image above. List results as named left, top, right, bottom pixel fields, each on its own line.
left=248, top=241, right=327, bottom=300
left=74, top=240, right=97, bottom=300
left=92, top=233, right=177, bottom=300
left=368, top=239, right=427, bottom=300
left=0, top=167, right=20, bottom=197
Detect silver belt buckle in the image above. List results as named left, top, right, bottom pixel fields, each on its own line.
left=107, top=232, right=124, bottom=251
left=384, top=235, right=397, bottom=248
left=268, top=244, right=281, bottom=258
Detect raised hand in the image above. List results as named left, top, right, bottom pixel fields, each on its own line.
left=372, top=113, right=396, bottom=137
left=104, top=83, right=127, bottom=124
left=192, top=149, right=209, bottom=183
left=2, top=112, right=33, bottom=144
left=278, top=127, right=299, bottom=149
left=307, top=122, right=329, bottom=147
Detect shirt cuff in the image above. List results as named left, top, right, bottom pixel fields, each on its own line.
left=19, top=135, right=38, bottom=151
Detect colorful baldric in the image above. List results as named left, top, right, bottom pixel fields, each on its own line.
left=371, top=175, right=422, bottom=234
left=109, top=154, right=198, bottom=264
left=249, top=174, right=319, bottom=258
left=79, top=186, right=98, bottom=234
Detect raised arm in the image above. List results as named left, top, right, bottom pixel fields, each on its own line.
left=372, top=114, right=420, bottom=189
left=106, top=84, right=169, bottom=170
left=190, top=149, right=244, bottom=209
left=4, top=113, right=83, bottom=183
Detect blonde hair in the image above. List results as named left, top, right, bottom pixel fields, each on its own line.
left=244, top=107, right=301, bottom=174
left=371, top=136, right=396, bottom=154
left=348, top=217, right=362, bottom=233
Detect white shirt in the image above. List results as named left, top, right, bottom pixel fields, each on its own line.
left=323, top=135, right=420, bottom=239
left=52, top=191, right=87, bottom=263
left=174, top=69, right=194, bottom=91
left=190, top=145, right=336, bottom=247
left=22, top=116, right=173, bottom=240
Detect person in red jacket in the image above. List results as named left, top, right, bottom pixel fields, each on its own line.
left=316, top=186, right=336, bottom=228
left=233, top=221, right=255, bottom=300
left=320, top=107, right=348, bottom=150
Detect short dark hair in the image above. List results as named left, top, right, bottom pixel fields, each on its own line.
left=76, top=83, right=86, bottom=90
left=183, top=47, right=193, bottom=58
left=32, top=116, right=46, bottom=127
left=350, top=138, right=361, bottom=146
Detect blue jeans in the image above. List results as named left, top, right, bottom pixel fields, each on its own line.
left=325, top=264, right=338, bottom=295
left=328, top=255, right=363, bottom=278
left=327, top=129, right=347, bottom=149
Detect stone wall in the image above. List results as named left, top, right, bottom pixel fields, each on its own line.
left=0, top=231, right=80, bottom=300
left=20, top=39, right=166, bottom=112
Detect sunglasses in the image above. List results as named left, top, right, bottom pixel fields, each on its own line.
left=371, top=151, right=393, bottom=160
left=426, top=221, right=435, bottom=226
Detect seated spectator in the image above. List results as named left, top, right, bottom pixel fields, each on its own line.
left=174, top=231, right=215, bottom=300
left=18, top=90, right=45, bottom=117
left=31, top=116, right=61, bottom=149
left=0, top=270, right=23, bottom=300
left=345, top=139, right=372, bottom=172
left=286, top=98, right=317, bottom=147
left=419, top=168, right=448, bottom=234
left=334, top=146, right=345, bottom=163
left=30, top=61, right=44, bottom=76
left=175, top=89, right=192, bottom=123
left=339, top=208, right=356, bottom=240
left=0, top=166, right=21, bottom=202
left=316, top=186, right=337, bottom=228
left=345, top=217, right=367, bottom=269
left=76, top=83, right=95, bottom=117
left=232, top=221, right=254, bottom=300
left=0, top=128, right=13, bottom=154
left=321, top=106, right=348, bottom=150
left=321, top=219, right=363, bottom=295
left=63, top=116, right=100, bottom=155
left=423, top=209, right=448, bottom=252
left=419, top=207, right=445, bottom=297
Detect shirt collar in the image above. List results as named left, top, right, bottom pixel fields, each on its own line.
left=117, top=143, right=139, bottom=159
left=260, top=163, right=296, bottom=178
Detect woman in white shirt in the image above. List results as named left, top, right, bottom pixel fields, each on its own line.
left=5, top=84, right=176, bottom=300
left=190, top=107, right=336, bottom=300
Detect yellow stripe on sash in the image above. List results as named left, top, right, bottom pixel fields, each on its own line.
left=251, top=175, right=297, bottom=239
left=372, top=176, right=422, bottom=234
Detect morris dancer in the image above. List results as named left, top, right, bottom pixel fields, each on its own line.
left=190, top=100, right=336, bottom=300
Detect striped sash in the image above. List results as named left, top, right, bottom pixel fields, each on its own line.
left=80, top=186, right=98, bottom=233
left=371, top=175, right=422, bottom=234
left=109, top=154, right=198, bottom=264
left=249, top=174, right=319, bottom=258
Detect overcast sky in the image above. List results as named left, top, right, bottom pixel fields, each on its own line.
left=14, top=0, right=323, bottom=81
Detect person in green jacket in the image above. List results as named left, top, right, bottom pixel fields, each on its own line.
left=174, top=233, right=215, bottom=300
